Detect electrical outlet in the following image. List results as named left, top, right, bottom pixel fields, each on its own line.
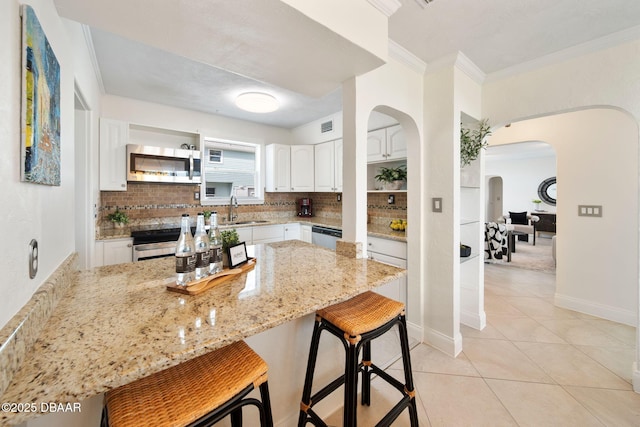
left=194, top=191, right=200, bottom=200
left=388, top=195, right=395, bottom=204
left=432, top=197, right=443, bottom=213
left=337, top=194, right=341, bottom=202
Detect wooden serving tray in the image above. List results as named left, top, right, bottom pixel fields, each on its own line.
left=166, top=258, right=256, bottom=295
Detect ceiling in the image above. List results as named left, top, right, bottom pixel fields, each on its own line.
left=55, top=0, right=640, bottom=129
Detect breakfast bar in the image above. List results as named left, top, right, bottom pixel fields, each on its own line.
left=0, top=240, right=406, bottom=426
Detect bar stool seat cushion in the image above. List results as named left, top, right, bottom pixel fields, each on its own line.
left=317, top=291, right=405, bottom=338
left=105, top=341, right=268, bottom=427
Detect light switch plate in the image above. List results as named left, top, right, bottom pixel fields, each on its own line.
left=578, top=205, right=602, bottom=217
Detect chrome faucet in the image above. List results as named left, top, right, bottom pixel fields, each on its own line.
left=228, top=194, right=238, bottom=222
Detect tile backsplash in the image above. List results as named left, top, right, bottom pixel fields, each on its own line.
left=99, top=182, right=407, bottom=229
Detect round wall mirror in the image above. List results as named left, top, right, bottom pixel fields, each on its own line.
left=538, top=177, right=557, bottom=206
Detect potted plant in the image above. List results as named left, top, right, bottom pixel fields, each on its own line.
left=374, top=165, right=407, bottom=190
left=220, top=229, right=240, bottom=267
left=460, top=119, right=492, bottom=167
left=532, top=199, right=542, bottom=211
left=107, top=209, right=129, bottom=228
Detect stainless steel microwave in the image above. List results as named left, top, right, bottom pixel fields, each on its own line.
left=126, top=144, right=201, bottom=184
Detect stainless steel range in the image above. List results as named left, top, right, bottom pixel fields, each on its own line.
left=131, top=227, right=194, bottom=262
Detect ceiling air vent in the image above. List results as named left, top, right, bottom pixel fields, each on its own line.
left=321, top=120, right=333, bottom=134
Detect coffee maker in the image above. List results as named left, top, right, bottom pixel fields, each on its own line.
left=298, top=198, right=312, bottom=217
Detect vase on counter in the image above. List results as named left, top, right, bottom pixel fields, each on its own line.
left=114, top=222, right=126, bottom=229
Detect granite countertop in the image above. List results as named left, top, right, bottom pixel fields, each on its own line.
left=98, top=217, right=407, bottom=242
left=0, top=240, right=406, bottom=426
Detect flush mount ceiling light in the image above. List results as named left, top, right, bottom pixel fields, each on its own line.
left=235, top=92, right=279, bottom=113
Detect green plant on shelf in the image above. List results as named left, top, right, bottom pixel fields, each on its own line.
left=460, top=119, right=491, bottom=167
left=374, top=165, right=407, bottom=183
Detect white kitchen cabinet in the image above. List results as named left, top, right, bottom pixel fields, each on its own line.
left=99, top=118, right=128, bottom=191
left=236, top=227, right=253, bottom=245
left=301, top=225, right=312, bottom=243
left=367, top=236, right=407, bottom=310
left=253, top=224, right=285, bottom=244
left=367, top=124, right=406, bottom=163
left=284, top=223, right=301, bottom=240
left=97, top=237, right=133, bottom=266
left=291, top=145, right=315, bottom=191
left=265, top=144, right=291, bottom=192
left=266, top=144, right=314, bottom=192
left=314, top=139, right=342, bottom=192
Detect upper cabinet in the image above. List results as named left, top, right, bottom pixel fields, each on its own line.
left=265, top=144, right=314, bottom=192
left=314, top=139, right=342, bottom=192
left=290, top=145, right=315, bottom=191
left=99, top=118, right=129, bottom=191
left=367, top=124, right=407, bottom=163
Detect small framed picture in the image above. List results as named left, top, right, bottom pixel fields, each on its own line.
left=228, top=242, right=248, bottom=268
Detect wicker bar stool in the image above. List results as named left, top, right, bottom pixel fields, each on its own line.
left=298, top=291, right=418, bottom=427
left=102, top=340, right=273, bottom=427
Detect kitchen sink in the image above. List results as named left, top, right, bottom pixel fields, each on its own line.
left=228, top=220, right=270, bottom=225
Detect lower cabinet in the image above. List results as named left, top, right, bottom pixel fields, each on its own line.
left=301, top=225, right=312, bottom=243
left=367, top=235, right=408, bottom=367
left=284, top=223, right=301, bottom=240
left=367, top=236, right=407, bottom=310
left=252, top=225, right=285, bottom=244
left=95, top=238, right=133, bottom=266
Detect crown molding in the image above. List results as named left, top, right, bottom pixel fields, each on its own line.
left=81, top=24, right=105, bottom=94
left=388, top=39, right=427, bottom=74
left=454, top=51, right=485, bottom=84
left=425, top=51, right=485, bottom=84
left=486, top=24, right=640, bottom=82
left=367, top=0, right=402, bottom=17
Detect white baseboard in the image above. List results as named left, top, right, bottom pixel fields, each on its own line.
left=424, top=327, right=462, bottom=357
left=407, top=320, right=423, bottom=344
left=460, top=309, right=487, bottom=330
left=554, top=293, right=636, bottom=326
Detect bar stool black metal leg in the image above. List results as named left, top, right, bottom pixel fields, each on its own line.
left=361, top=340, right=372, bottom=406
left=298, top=317, right=323, bottom=427
left=259, top=381, right=274, bottom=427
left=230, top=408, right=242, bottom=427
left=398, top=315, right=419, bottom=427
left=343, top=338, right=360, bottom=427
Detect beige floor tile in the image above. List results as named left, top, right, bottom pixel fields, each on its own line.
left=416, top=372, right=517, bottom=427
left=576, top=345, right=636, bottom=383
left=484, top=294, right=527, bottom=317
left=390, top=343, right=480, bottom=377
left=488, top=314, right=566, bottom=343
left=538, top=318, right=633, bottom=347
left=485, top=379, right=603, bottom=427
left=513, top=341, right=631, bottom=389
left=583, top=318, right=637, bottom=344
left=461, top=337, right=554, bottom=383
left=501, top=296, right=578, bottom=319
left=461, top=322, right=506, bottom=340
left=323, top=369, right=429, bottom=427
left=564, top=386, right=640, bottom=427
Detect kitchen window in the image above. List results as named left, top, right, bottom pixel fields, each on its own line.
left=200, top=138, right=263, bottom=205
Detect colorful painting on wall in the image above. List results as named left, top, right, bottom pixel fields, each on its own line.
left=21, top=5, right=61, bottom=186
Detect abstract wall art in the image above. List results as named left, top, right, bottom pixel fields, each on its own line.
left=21, top=5, right=61, bottom=186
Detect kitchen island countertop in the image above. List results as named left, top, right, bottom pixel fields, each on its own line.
left=0, top=240, right=406, bottom=426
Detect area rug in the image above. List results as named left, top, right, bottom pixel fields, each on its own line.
left=487, top=235, right=556, bottom=273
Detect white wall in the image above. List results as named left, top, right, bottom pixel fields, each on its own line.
left=485, top=153, right=557, bottom=217
left=0, top=0, right=77, bottom=329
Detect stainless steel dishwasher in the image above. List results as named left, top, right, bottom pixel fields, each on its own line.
left=311, top=225, right=342, bottom=250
